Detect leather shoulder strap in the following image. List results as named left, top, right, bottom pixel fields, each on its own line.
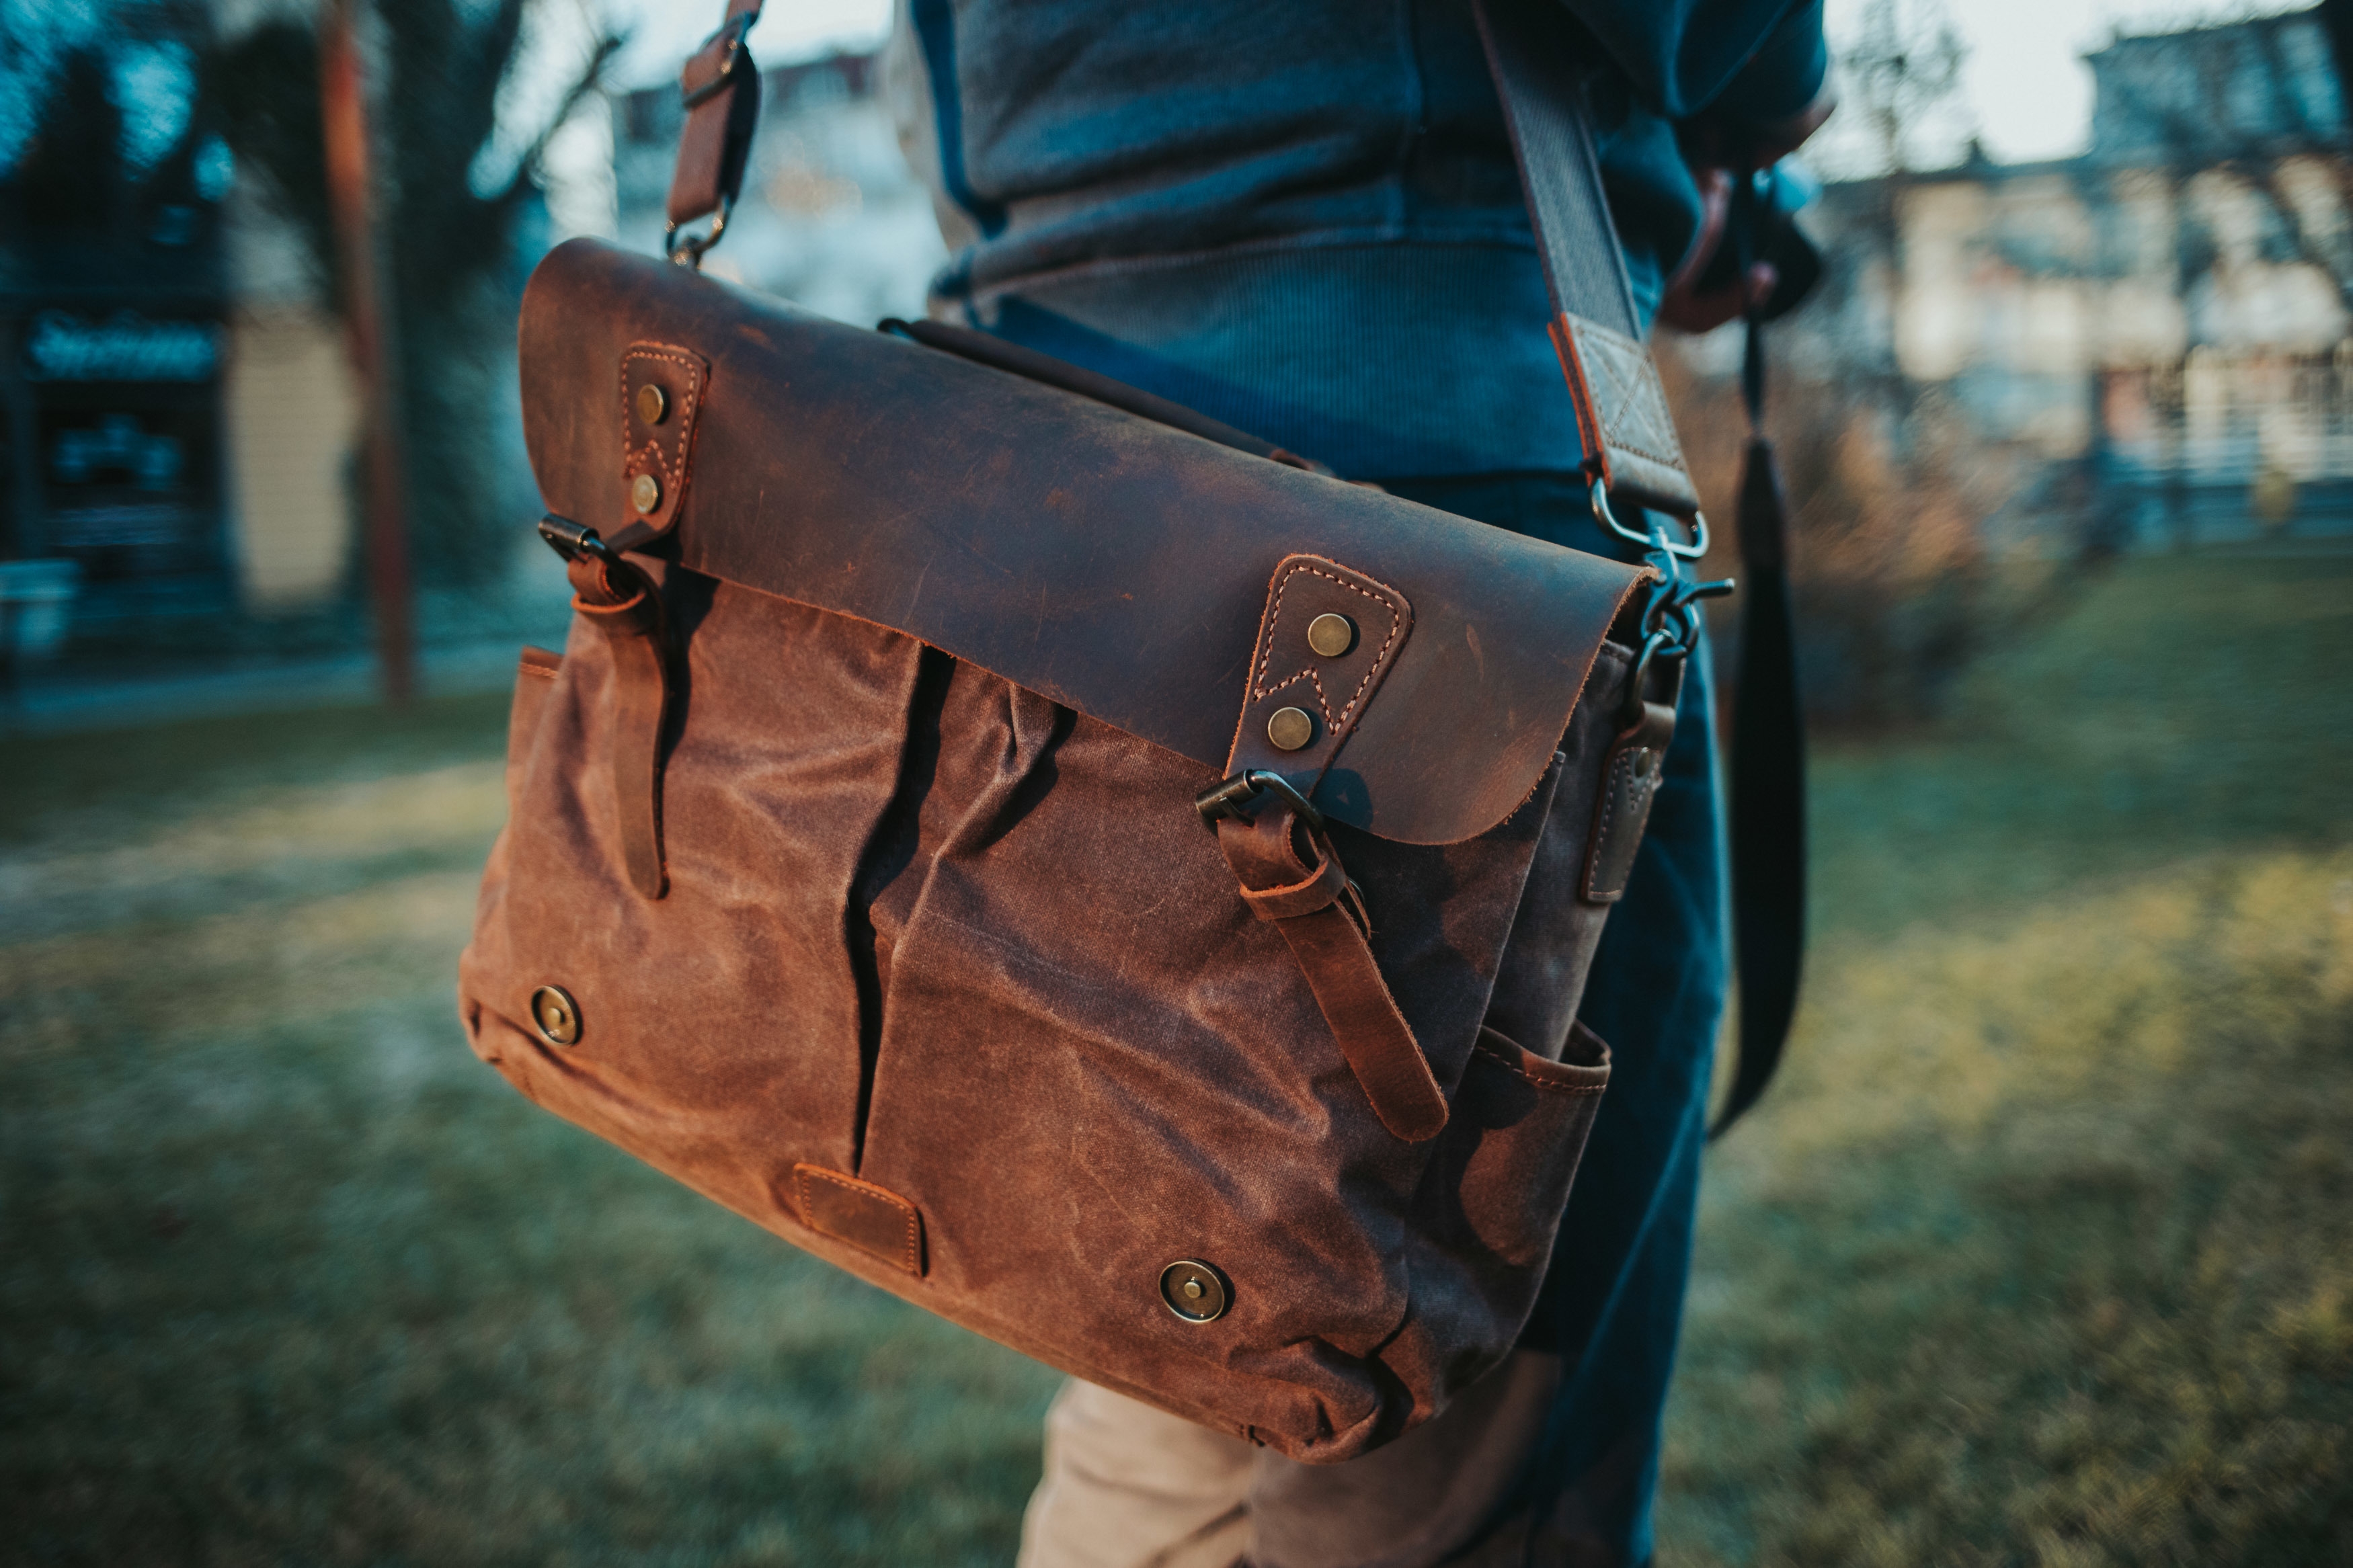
left=1473, top=0, right=1702, bottom=520
left=664, top=0, right=764, bottom=265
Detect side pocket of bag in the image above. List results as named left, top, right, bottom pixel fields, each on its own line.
left=1444, top=1023, right=1609, bottom=1265
left=1395, top=1022, right=1609, bottom=1391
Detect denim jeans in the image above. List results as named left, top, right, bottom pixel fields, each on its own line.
left=1393, top=472, right=1731, bottom=1567
left=1017, top=472, right=1730, bottom=1568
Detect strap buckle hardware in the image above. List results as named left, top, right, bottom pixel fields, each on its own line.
left=1590, top=477, right=1732, bottom=701
left=664, top=192, right=733, bottom=270
left=537, top=512, right=619, bottom=565
left=1193, top=770, right=1324, bottom=833
left=1590, top=476, right=1710, bottom=561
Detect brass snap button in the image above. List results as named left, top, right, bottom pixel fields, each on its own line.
left=1159, top=1259, right=1230, bottom=1323
left=1266, top=706, right=1315, bottom=752
left=1306, top=612, right=1356, bottom=658
left=635, top=382, right=669, bottom=426
left=630, top=472, right=662, bottom=514
left=530, top=985, right=581, bottom=1046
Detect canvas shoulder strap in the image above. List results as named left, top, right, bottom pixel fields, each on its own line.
left=1474, top=0, right=1804, bottom=1133
left=1472, top=0, right=1703, bottom=520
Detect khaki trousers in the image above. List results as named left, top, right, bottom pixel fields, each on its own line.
left=1016, top=1352, right=1566, bottom=1568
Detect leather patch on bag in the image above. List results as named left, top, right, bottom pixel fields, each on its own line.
left=620, top=341, right=710, bottom=538
left=1582, top=699, right=1675, bottom=903
left=791, top=1165, right=924, bottom=1276
left=1225, top=555, right=1412, bottom=792
left=1552, top=313, right=1702, bottom=518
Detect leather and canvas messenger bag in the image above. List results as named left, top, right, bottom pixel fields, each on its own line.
left=457, top=0, right=1802, bottom=1462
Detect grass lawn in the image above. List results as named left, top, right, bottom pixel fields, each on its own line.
left=3, top=551, right=2348, bottom=1565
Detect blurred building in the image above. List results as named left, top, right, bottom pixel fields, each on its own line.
left=610, top=49, right=945, bottom=327
left=1783, top=6, right=2353, bottom=548
left=0, top=2, right=366, bottom=641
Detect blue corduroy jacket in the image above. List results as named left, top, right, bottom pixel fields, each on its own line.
left=885, top=0, right=1826, bottom=478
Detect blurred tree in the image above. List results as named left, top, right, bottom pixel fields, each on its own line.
left=1839, top=0, right=1968, bottom=181
left=207, top=1, right=617, bottom=590
left=1687, top=0, right=2041, bottom=729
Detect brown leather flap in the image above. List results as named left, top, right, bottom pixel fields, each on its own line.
left=518, top=240, right=1648, bottom=846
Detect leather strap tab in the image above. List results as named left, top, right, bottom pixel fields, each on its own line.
left=791, top=1163, right=924, bottom=1276
left=567, top=554, right=672, bottom=899
left=666, top=0, right=764, bottom=229
left=1219, top=810, right=1447, bottom=1143
left=1475, top=0, right=1702, bottom=519
left=1222, top=556, right=1412, bottom=809
left=1582, top=689, right=1677, bottom=903
left=619, top=342, right=709, bottom=540
left=1548, top=313, right=1703, bottom=520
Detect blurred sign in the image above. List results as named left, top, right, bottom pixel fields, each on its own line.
left=23, top=311, right=220, bottom=382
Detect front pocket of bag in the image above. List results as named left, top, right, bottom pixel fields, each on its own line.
left=464, top=585, right=926, bottom=1212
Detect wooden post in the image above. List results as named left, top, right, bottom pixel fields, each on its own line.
left=319, top=0, right=415, bottom=704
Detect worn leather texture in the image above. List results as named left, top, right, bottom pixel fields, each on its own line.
left=1583, top=695, right=1677, bottom=905
left=519, top=240, right=1648, bottom=847
left=1221, top=555, right=1414, bottom=800
left=464, top=239, right=1670, bottom=1462
left=562, top=553, right=671, bottom=898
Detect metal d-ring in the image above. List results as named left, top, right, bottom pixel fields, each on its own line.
left=664, top=193, right=733, bottom=270
left=1590, top=476, right=1710, bottom=561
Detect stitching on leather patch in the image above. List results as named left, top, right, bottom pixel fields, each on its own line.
left=1470, top=1036, right=1609, bottom=1096
left=1583, top=734, right=1663, bottom=903
left=1248, top=561, right=1406, bottom=730
left=792, top=1164, right=924, bottom=1276
left=620, top=343, right=707, bottom=530
left=1560, top=316, right=1686, bottom=472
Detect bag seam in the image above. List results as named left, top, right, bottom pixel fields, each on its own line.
left=1470, top=1036, right=1607, bottom=1096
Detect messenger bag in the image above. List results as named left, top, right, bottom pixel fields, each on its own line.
left=456, top=0, right=1794, bottom=1461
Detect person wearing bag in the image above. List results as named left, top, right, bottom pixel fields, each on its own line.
left=879, top=3, right=1831, bottom=1563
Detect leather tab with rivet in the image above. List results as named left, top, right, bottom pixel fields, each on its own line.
left=1222, top=554, right=1412, bottom=807
left=619, top=341, right=709, bottom=541
left=1211, top=556, right=1444, bottom=1144
left=1583, top=691, right=1679, bottom=903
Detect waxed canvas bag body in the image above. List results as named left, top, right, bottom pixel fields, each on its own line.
left=454, top=0, right=1763, bottom=1462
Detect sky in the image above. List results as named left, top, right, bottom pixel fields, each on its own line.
left=602, top=0, right=2317, bottom=172
left=0, top=0, right=2325, bottom=189
left=1811, top=0, right=2314, bottom=174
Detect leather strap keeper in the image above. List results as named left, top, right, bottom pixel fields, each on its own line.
left=1218, top=809, right=1447, bottom=1143
left=566, top=554, right=673, bottom=901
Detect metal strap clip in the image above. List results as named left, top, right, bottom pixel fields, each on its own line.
left=1193, top=770, right=1325, bottom=833
left=537, top=513, right=619, bottom=565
